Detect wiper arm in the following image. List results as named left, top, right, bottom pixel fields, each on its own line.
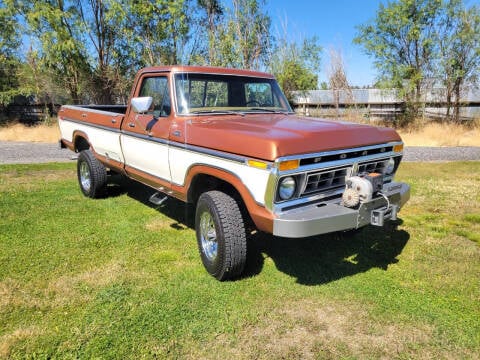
left=189, top=109, right=245, bottom=116
left=246, top=107, right=290, bottom=114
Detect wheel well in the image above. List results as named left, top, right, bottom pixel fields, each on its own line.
left=74, top=136, right=90, bottom=152
left=188, top=174, right=239, bottom=205
left=188, top=174, right=254, bottom=229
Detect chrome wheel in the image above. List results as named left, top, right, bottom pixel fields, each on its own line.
left=79, top=160, right=91, bottom=193
left=199, top=210, right=218, bottom=262
left=195, top=191, right=247, bottom=280
left=77, top=150, right=107, bottom=198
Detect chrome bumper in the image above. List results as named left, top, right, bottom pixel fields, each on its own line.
left=272, top=182, right=410, bottom=238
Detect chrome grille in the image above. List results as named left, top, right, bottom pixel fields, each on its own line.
left=300, top=158, right=389, bottom=197
left=303, top=168, right=347, bottom=195
left=358, top=159, right=389, bottom=174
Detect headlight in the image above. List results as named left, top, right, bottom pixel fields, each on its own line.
left=385, top=157, right=396, bottom=175
left=278, top=176, right=296, bottom=200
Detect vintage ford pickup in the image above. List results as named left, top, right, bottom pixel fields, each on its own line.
left=58, top=65, right=410, bottom=280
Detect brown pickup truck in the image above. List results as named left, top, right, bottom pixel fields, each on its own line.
left=59, top=65, right=410, bottom=280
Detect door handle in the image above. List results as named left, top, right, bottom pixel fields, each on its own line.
left=128, top=123, right=135, bottom=128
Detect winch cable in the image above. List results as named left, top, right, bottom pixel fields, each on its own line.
left=377, top=191, right=390, bottom=211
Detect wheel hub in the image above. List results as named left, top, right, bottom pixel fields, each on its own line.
left=79, top=161, right=91, bottom=192
left=199, top=211, right=217, bottom=261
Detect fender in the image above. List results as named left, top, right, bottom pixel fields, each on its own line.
left=180, top=164, right=275, bottom=233
left=72, top=130, right=92, bottom=152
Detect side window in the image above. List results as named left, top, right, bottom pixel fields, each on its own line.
left=139, top=77, right=171, bottom=116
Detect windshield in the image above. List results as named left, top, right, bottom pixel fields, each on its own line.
left=174, top=73, right=293, bottom=115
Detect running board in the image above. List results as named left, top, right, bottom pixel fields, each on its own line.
left=149, top=192, right=168, bottom=206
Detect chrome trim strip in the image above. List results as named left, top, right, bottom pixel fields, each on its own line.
left=274, top=142, right=403, bottom=168
left=62, top=117, right=122, bottom=133
left=61, top=118, right=249, bottom=165
left=168, top=140, right=248, bottom=164
left=121, top=130, right=169, bottom=145
left=278, top=153, right=399, bottom=176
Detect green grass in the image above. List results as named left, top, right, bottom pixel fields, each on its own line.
left=1, top=161, right=479, bottom=359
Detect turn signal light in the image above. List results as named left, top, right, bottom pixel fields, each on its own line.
left=247, top=159, right=269, bottom=170
left=393, top=144, right=404, bottom=153
left=278, top=159, right=299, bottom=171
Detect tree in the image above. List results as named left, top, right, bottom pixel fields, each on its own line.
left=270, top=33, right=321, bottom=102
left=216, top=0, right=272, bottom=70
left=327, top=47, right=354, bottom=118
left=0, top=0, right=21, bottom=105
left=24, top=0, right=91, bottom=104
left=197, top=0, right=223, bottom=65
left=436, top=1, right=480, bottom=122
left=354, top=0, right=442, bottom=122
left=77, top=0, right=138, bottom=103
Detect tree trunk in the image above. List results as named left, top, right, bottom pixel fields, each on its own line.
left=454, top=82, right=461, bottom=123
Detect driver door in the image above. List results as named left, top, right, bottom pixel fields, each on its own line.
left=121, top=75, right=172, bottom=184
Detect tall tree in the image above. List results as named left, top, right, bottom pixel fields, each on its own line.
left=25, top=0, right=90, bottom=104
left=269, top=25, right=321, bottom=102
left=354, top=0, right=442, bottom=122
left=122, top=0, right=195, bottom=67
left=197, top=0, right=223, bottom=65
left=78, top=0, right=136, bottom=103
left=436, top=0, right=480, bottom=122
left=327, top=47, right=354, bottom=117
left=0, top=0, right=21, bottom=105
left=216, top=0, right=271, bottom=70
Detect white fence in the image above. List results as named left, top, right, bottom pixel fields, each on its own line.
left=292, top=88, right=480, bottom=121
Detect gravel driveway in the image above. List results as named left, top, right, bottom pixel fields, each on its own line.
left=0, top=141, right=479, bottom=164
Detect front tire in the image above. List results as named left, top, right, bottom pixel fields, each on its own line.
left=195, top=191, right=247, bottom=281
left=77, top=149, right=107, bottom=198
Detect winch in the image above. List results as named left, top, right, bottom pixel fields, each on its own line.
left=342, top=172, right=399, bottom=226
left=342, top=172, right=383, bottom=208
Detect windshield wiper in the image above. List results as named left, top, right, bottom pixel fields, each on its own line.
left=189, top=109, right=245, bottom=116
left=246, top=107, right=290, bottom=114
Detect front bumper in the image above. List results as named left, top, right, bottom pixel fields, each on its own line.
left=272, top=182, right=410, bottom=238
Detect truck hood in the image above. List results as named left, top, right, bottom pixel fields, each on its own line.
left=183, top=113, right=402, bottom=161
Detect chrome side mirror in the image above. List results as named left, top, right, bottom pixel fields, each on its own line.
left=131, top=97, right=153, bottom=114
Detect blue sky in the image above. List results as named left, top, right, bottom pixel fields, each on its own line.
left=264, top=0, right=384, bottom=86
left=264, top=0, right=480, bottom=86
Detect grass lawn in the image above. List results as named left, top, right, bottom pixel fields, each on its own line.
left=0, top=161, right=479, bottom=359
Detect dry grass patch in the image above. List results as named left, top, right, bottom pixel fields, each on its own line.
left=186, top=299, right=444, bottom=360
left=398, top=123, right=480, bottom=147
left=0, top=326, right=44, bottom=358
left=145, top=217, right=176, bottom=231
left=0, top=262, right=127, bottom=312
left=0, top=169, right=75, bottom=192
left=0, top=123, right=59, bottom=143
left=46, top=262, right=127, bottom=306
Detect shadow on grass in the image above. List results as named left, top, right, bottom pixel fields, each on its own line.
left=244, top=224, right=410, bottom=285
left=116, top=177, right=195, bottom=229
left=115, top=178, right=410, bottom=285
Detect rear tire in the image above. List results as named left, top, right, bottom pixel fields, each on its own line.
left=195, top=191, right=247, bottom=281
left=77, top=149, right=107, bottom=198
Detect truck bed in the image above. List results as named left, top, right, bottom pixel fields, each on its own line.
left=70, top=104, right=128, bottom=114
left=59, top=104, right=126, bottom=131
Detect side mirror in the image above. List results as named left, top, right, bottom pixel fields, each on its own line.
left=131, top=97, right=153, bottom=114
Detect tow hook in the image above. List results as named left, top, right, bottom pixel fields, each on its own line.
left=371, top=203, right=398, bottom=226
